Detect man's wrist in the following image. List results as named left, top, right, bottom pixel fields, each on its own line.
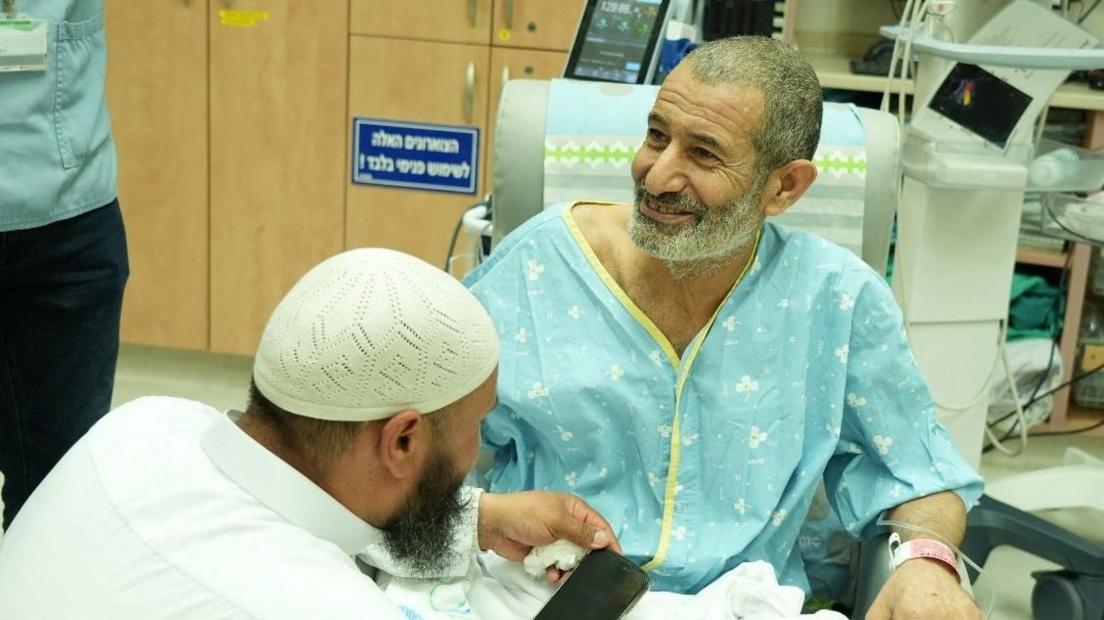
left=889, top=533, right=966, bottom=586
left=474, top=489, right=494, bottom=551
left=897, top=555, right=962, bottom=583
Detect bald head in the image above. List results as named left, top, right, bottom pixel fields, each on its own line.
left=681, top=36, right=823, bottom=174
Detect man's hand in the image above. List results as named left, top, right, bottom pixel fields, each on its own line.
left=477, top=491, right=621, bottom=582
left=866, top=558, right=981, bottom=620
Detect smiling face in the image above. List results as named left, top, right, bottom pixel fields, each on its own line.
left=629, top=65, right=770, bottom=264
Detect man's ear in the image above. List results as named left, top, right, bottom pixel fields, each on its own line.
left=761, top=160, right=818, bottom=217
left=376, top=410, right=431, bottom=480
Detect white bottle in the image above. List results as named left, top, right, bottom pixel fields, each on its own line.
left=1028, top=147, right=1079, bottom=188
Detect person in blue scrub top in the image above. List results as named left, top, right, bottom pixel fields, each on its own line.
left=466, top=37, right=984, bottom=619
left=0, top=0, right=127, bottom=528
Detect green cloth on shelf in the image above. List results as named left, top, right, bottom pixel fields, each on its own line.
left=1008, top=273, right=1063, bottom=341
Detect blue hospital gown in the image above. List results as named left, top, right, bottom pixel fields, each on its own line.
left=465, top=203, right=983, bottom=594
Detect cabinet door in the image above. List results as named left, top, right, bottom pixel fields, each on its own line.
left=105, top=0, right=209, bottom=350
left=347, top=37, right=490, bottom=271
left=492, top=0, right=586, bottom=51
left=209, top=2, right=349, bottom=355
left=350, top=0, right=492, bottom=45
left=484, top=47, right=567, bottom=196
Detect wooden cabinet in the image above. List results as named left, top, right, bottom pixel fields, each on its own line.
left=350, top=0, right=492, bottom=44
left=209, top=1, right=349, bottom=355
left=346, top=0, right=579, bottom=274
left=492, top=0, right=585, bottom=51
left=105, top=0, right=209, bottom=350
left=346, top=37, right=491, bottom=268
left=110, top=0, right=581, bottom=351
left=108, top=1, right=348, bottom=355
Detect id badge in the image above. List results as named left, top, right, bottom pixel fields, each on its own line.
left=0, top=15, right=47, bottom=73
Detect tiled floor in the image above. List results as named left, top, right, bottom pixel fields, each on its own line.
left=110, top=345, right=1104, bottom=619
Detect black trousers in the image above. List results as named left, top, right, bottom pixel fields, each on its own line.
left=0, top=201, right=128, bottom=528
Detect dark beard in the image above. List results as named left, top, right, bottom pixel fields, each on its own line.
left=381, top=450, right=468, bottom=575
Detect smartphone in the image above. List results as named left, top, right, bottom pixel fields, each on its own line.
left=534, top=549, right=650, bottom=620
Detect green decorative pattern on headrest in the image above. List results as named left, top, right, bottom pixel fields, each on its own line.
left=544, top=142, right=867, bottom=175
left=545, top=144, right=637, bottom=165
left=813, top=155, right=867, bottom=175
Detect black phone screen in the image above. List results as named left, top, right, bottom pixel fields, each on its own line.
left=534, top=549, right=650, bottom=620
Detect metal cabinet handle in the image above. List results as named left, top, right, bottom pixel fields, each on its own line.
left=468, top=0, right=477, bottom=27
left=504, top=0, right=514, bottom=29
left=464, top=61, right=476, bottom=125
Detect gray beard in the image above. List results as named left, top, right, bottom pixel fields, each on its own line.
left=628, top=180, right=764, bottom=280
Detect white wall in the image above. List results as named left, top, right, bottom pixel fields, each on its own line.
left=794, top=0, right=896, bottom=55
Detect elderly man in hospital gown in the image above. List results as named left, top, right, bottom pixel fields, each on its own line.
left=0, top=249, right=619, bottom=619
left=466, top=36, right=985, bottom=619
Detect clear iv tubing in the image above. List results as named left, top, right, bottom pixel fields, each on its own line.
left=877, top=516, right=997, bottom=619
left=983, top=340, right=1030, bottom=457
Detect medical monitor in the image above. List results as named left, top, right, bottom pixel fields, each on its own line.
left=928, top=63, right=1033, bottom=149
left=565, top=0, right=672, bottom=84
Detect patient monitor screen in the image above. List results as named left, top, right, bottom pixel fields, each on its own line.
left=565, top=0, right=669, bottom=84
left=928, top=63, right=1033, bottom=149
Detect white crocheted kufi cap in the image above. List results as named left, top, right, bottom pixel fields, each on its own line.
left=253, top=248, right=500, bottom=421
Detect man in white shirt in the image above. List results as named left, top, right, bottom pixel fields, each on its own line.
left=0, top=248, right=618, bottom=619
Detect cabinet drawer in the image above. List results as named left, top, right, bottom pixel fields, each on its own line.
left=351, top=0, right=492, bottom=45
left=492, top=0, right=585, bottom=51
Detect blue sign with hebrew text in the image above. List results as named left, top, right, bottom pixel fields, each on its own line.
left=352, top=118, right=479, bottom=195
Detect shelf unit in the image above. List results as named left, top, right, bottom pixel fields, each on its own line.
left=1016, top=247, right=1069, bottom=269
left=805, top=50, right=1104, bottom=433
left=1015, top=244, right=1094, bottom=429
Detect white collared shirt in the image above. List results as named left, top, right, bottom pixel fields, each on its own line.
left=0, top=397, right=481, bottom=619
